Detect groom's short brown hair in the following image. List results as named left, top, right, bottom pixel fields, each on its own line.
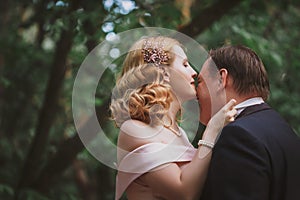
left=208, top=45, right=270, bottom=100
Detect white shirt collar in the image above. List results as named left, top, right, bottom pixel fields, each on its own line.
left=234, top=97, right=265, bottom=116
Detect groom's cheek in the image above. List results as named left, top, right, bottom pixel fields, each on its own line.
left=198, top=90, right=211, bottom=125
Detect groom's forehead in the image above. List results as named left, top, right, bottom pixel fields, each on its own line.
left=200, top=59, right=213, bottom=74
left=207, top=58, right=220, bottom=73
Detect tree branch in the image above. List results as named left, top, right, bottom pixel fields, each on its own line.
left=73, top=159, right=96, bottom=200
left=178, top=0, right=243, bottom=38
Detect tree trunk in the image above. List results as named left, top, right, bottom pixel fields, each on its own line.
left=31, top=2, right=109, bottom=193
left=0, top=0, right=10, bottom=33
left=16, top=7, right=77, bottom=196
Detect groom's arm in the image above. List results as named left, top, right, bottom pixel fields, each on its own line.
left=201, top=124, right=271, bottom=200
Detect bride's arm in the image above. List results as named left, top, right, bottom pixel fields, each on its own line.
left=141, top=99, right=237, bottom=200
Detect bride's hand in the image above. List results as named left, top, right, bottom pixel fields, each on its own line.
left=205, top=99, right=237, bottom=141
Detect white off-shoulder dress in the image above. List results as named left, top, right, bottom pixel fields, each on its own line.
left=115, top=128, right=197, bottom=199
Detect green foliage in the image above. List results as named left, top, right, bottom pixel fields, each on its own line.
left=18, top=189, right=51, bottom=200
left=0, top=184, right=14, bottom=200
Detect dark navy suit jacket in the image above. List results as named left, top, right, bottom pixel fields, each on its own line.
left=200, top=103, right=300, bottom=200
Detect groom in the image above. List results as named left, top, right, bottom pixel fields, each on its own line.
left=197, top=45, right=300, bottom=200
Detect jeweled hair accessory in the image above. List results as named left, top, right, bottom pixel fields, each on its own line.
left=142, top=39, right=170, bottom=66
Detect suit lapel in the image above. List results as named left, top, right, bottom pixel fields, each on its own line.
left=236, top=103, right=271, bottom=119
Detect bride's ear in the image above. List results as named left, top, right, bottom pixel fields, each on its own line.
left=163, top=71, right=170, bottom=82
left=161, top=67, right=170, bottom=82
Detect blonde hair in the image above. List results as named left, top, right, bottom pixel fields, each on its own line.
left=110, top=64, right=173, bottom=127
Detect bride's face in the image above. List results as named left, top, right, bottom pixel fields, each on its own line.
left=168, top=45, right=197, bottom=102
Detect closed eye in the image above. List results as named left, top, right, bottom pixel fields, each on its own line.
left=183, top=59, right=189, bottom=67
left=197, top=77, right=203, bottom=84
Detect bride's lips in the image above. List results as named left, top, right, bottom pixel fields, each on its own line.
left=190, top=81, right=196, bottom=89
left=190, top=81, right=199, bottom=99
left=190, top=81, right=198, bottom=99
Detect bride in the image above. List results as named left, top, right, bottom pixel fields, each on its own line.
left=110, top=36, right=236, bottom=200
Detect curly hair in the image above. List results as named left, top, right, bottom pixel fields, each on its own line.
left=110, top=64, right=173, bottom=127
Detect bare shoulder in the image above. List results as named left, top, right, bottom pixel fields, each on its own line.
left=118, top=120, right=163, bottom=151
left=120, top=119, right=147, bottom=134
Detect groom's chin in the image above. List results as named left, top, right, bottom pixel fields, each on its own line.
left=199, top=115, right=209, bottom=126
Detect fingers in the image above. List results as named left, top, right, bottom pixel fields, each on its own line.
left=226, top=108, right=237, bottom=122
left=223, top=99, right=237, bottom=123
left=223, top=99, right=237, bottom=110
left=209, top=99, right=237, bottom=128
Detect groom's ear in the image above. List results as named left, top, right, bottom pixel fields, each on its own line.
left=218, top=68, right=229, bottom=88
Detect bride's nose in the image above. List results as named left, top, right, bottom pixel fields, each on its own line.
left=192, top=73, right=197, bottom=79
left=189, top=67, right=197, bottom=78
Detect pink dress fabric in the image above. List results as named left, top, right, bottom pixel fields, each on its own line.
left=115, top=128, right=197, bottom=199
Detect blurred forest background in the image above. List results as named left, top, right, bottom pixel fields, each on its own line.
left=0, top=0, right=299, bottom=199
